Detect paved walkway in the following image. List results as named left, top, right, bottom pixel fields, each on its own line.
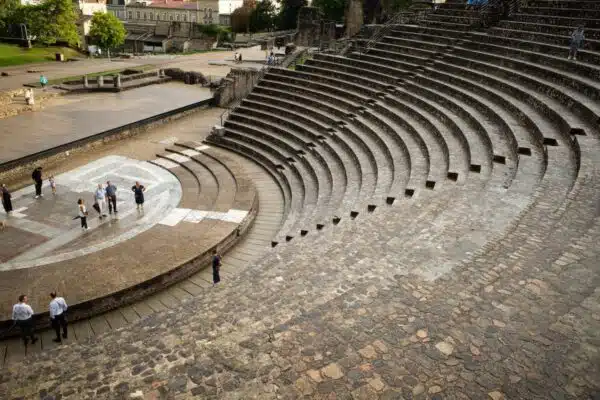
left=0, top=83, right=212, bottom=165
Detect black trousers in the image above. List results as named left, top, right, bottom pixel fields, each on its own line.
left=34, top=181, right=42, bottom=196
left=16, top=318, right=35, bottom=343
left=80, top=216, right=88, bottom=228
left=51, top=314, right=68, bottom=339
left=107, top=195, right=117, bottom=213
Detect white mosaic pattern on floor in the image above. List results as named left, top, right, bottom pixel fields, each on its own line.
left=0, top=155, right=182, bottom=270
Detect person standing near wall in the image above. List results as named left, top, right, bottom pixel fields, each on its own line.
left=32, top=167, right=43, bottom=198
left=49, top=292, right=68, bottom=343
left=1, top=184, right=12, bottom=214
left=12, top=295, right=38, bottom=347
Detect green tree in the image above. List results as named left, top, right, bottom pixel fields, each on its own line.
left=0, top=0, right=20, bottom=31
left=250, top=0, right=276, bottom=32
left=312, top=0, right=346, bottom=22
left=10, top=0, right=79, bottom=46
left=89, top=12, right=126, bottom=59
left=231, top=6, right=252, bottom=33
left=277, top=0, right=308, bottom=30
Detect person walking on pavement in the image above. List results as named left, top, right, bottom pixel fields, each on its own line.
left=1, top=184, right=12, bottom=214
left=131, top=181, right=146, bottom=211
left=93, top=184, right=107, bottom=219
left=39, top=75, right=48, bottom=90
left=12, top=295, right=38, bottom=346
left=105, top=181, right=118, bottom=215
left=77, top=198, right=88, bottom=230
left=212, top=249, right=221, bottom=286
left=49, top=292, right=68, bottom=343
left=32, top=166, right=43, bottom=198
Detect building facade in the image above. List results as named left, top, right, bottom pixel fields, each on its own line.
left=108, top=0, right=219, bottom=25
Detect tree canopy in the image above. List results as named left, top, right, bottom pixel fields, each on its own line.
left=89, top=12, right=126, bottom=51
left=250, top=0, right=276, bottom=32
left=276, top=0, right=308, bottom=30
left=5, top=0, right=79, bottom=46
left=311, top=0, right=346, bottom=22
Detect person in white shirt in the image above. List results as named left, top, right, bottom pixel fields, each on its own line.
left=93, top=184, right=107, bottom=219
left=12, top=294, right=38, bottom=346
left=77, top=198, right=88, bottom=230
left=49, top=292, right=68, bottom=343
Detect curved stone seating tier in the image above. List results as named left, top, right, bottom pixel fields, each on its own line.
left=294, top=62, right=450, bottom=190
left=235, top=102, right=352, bottom=216
left=441, top=49, right=600, bottom=133
left=0, top=152, right=257, bottom=331
left=226, top=115, right=332, bottom=232
left=264, top=70, right=393, bottom=203
left=206, top=132, right=309, bottom=242
left=251, top=84, right=419, bottom=198
left=157, top=150, right=219, bottom=211
left=499, top=20, right=600, bottom=39
left=196, top=136, right=295, bottom=235
left=510, top=14, right=600, bottom=33
left=521, top=6, right=600, bottom=18
left=488, top=26, right=600, bottom=51
left=468, top=30, right=600, bottom=65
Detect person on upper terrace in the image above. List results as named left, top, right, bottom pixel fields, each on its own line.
left=568, top=26, right=585, bottom=61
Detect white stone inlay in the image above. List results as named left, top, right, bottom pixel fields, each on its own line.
left=152, top=158, right=179, bottom=169
left=166, top=153, right=191, bottom=164
left=184, top=210, right=208, bottom=223
left=159, top=208, right=191, bottom=226
left=195, top=145, right=210, bottom=151
left=222, top=209, right=249, bottom=223
left=158, top=136, right=178, bottom=145
left=181, top=149, right=200, bottom=157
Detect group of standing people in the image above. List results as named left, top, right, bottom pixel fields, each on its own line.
left=11, top=292, right=68, bottom=347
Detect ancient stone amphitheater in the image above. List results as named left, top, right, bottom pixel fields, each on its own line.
left=2, top=0, right=600, bottom=399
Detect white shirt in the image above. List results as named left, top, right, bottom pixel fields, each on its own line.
left=78, top=205, right=87, bottom=217
left=49, top=297, right=68, bottom=319
left=12, top=303, right=34, bottom=321
left=94, top=188, right=105, bottom=201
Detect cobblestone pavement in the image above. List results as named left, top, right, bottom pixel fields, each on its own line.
left=1, top=147, right=600, bottom=399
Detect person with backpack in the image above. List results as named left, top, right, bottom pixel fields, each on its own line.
left=569, top=26, right=585, bottom=61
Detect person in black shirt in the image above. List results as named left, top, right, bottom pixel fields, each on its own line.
left=212, top=249, right=221, bottom=286
left=32, top=167, right=43, bottom=198
left=131, top=181, right=146, bottom=211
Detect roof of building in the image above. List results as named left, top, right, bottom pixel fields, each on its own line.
left=129, top=0, right=214, bottom=10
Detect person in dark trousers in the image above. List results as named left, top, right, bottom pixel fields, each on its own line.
left=569, top=26, right=585, bottom=61
left=77, top=198, right=88, bottom=230
left=132, top=181, right=146, bottom=211
left=32, top=167, right=43, bottom=198
left=105, top=181, right=118, bottom=214
left=212, top=249, right=221, bottom=286
left=1, top=184, right=12, bottom=214
left=12, top=295, right=38, bottom=346
left=49, top=292, right=68, bottom=343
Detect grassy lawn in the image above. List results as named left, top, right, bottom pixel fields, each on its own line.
left=0, top=44, right=82, bottom=67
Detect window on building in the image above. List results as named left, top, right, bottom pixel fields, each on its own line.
left=183, top=14, right=187, bottom=22
left=176, top=14, right=180, bottom=21
left=191, top=15, right=196, bottom=22
left=136, top=11, right=140, bottom=19
left=208, top=9, right=212, bottom=17
left=169, top=14, right=174, bottom=21
left=204, top=7, right=207, bottom=13
left=163, top=13, right=167, bottom=20
left=143, top=12, right=147, bottom=19
left=149, top=13, right=153, bottom=20
left=128, top=11, right=132, bottom=19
